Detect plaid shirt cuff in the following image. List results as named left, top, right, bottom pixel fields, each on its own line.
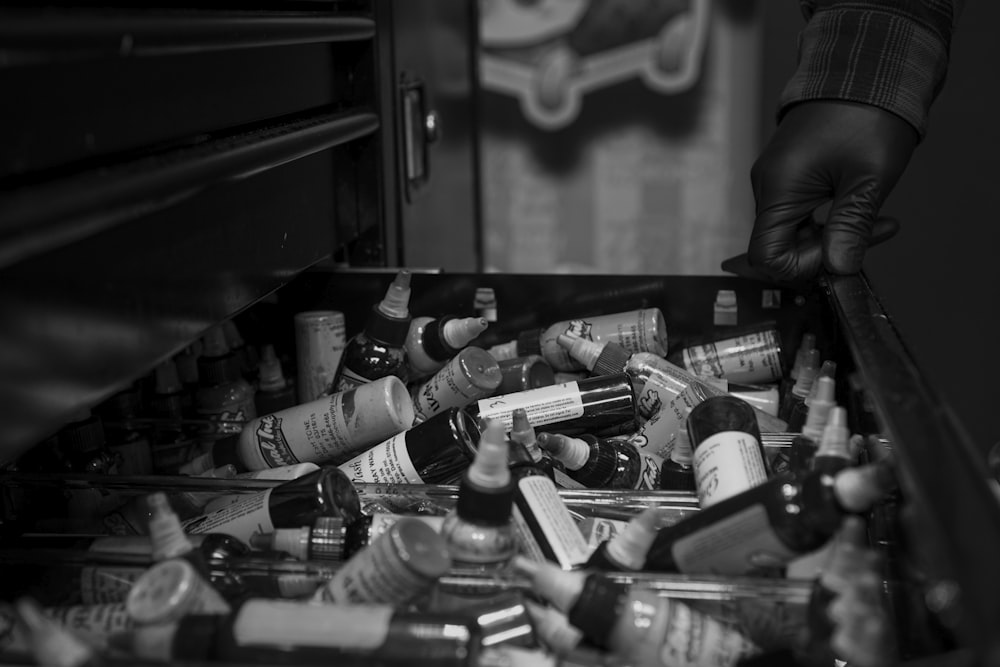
left=780, top=5, right=953, bottom=138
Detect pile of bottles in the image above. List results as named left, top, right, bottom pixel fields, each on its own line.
left=0, top=271, right=904, bottom=667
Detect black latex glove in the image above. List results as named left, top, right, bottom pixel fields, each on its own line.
left=746, top=100, right=918, bottom=282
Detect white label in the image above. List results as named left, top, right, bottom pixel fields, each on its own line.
left=320, top=529, right=435, bottom=604
left=511, top=505, right=547, bottom=562
left=233, top=599, right=391, bottom=649
left=182, top=489, right=274, bottom=542
left=412, top=358, right=491, bottom=423
left=476, top=382, right=584, bottom=431
left=368, top=513, right=444, bottom=542
left=653, top=600, right=759, bottom=667
left=578, top=517, right=629, bottom=550
left=637, top=450, right=666, bottom=490
left=80, top=567, right=143, bottom=604
left=682, top=331, right=783, bottom=385
left=338, top=433, right=423, bottom=484
left=693, top=431, right=768, bottom=507
left=45, top=603, right=134, bottom=650
left=514, top=476, right=589, bottom=569
left=672, top=504, right=797, bottom=575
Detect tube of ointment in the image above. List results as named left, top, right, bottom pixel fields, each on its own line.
left=704, top=378, right=781, bottom=418
left=201, top=463, right=321, bottom=514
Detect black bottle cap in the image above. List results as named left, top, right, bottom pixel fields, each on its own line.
left=364, top=304, right=411, bottom=346
left=658, top=460, right=697, bottom=492
left=198, top=351, right=241, bottom=386
left=575, top=436, right=619, bottom=486
left=516, top=329, right=543, bottom=356
left=421, top=315, right=459, bottom=362
left=59, top=414, right=106, bottom=453
left=456, top=475, right=516, bottom=526
left=592, top=343, right=631, bottom=376
left=567, top=574, right=628, bottom=650
left=209, top=435, right=250, bottom=473
left=309, top=516, right=347, bottom=561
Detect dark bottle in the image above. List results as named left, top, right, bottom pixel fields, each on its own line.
left=494, top=356, right=556, bottom=395
left=466, top=373, right=637, bottom=437
left=52, top=411, right=122, bottom=530
left=195, top=326, right=257, bottom=438
left=642, top=463, right=892, bottom=575
left=254, top=344, right=298, bottom=415
left=666, top=322, right=784, bottom=386
left=333, top=270, right=412, bottom=393
left=180, top=466, right=363, bottom=545
left=688, top=395, right=770, bottom=508
left=96, top=384, right=154, bottom=476
left=778, top=349, right=821, bottom=423
left=788, top=376, right=837, bottom=474
left=146, top=360, right=201, bottom=474
left=510, top=408, right=555, bottom=482
left=115, top=599, right=481, bottom=666
left=535, top=432, right=644, bottom=490
left=658, top=427, right=696, bottom=492
left=338, top=407, right=480, bottom=485
left=507, top=441, right=591, bottom=570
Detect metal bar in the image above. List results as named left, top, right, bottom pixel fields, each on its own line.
left=0, top=11, right=374, bottom=58
left=0, top=108, right=379, bottom=270
left=825, top=273, right=1000, bottom=657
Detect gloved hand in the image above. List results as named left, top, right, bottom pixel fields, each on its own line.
left=747, top=100, right=918, bottom=282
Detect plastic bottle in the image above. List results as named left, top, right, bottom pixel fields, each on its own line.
left=254, top=344, right=297, bottom=415
left=180, top=466, right=362, bottom=544
left=441, top=421, right=517, bottom=569
left=294, top=310, right=346, bottom=403
left=642, top=462, right=893, bottom=574
left=513, top=558, right=761, bottom=666
left=507, top=441, right=591, bottom=570
left=250, top=514, right=445, bottom=561
left=126, top=557, right=231, bottom=625
left=197, top=375, right=414, bottom=472
left=466, top=373, right=637, bottom=437
left=583, top=506, right=664, bottom=571
left=333, top=270, right=412, bottom=392
left=315, top=517, right=451, bottom=605
left=488, top=308, right=668, bottom=373
left=195, top=325, right=257, bottom=437
left=405, top=315, right=490, bottom=380
left=510, top=407, right=556, bottom=481
left=810, top=407, right=854, bottom=475
left=198, top=463, right=322, bottom=513
left=112, top=599, right=481, bottom=666
left=410, top=347, right=502, bottom=424
left=146, top=360, right=200, bottom=473
left=778, top=349, right=821, bottom=422
left=494, top=355, right=556, bottom=395
left=536, top=432, right=648, bottom=490
left=786, top=360, right=837, bottom=433
left=666, top=323, right=784, bottom=385
left=338, top=407, right=480, bottom=485
left=658, top=426, right=696, bottom=492
left=96, top=384, right=154, bottom=476
left=688, top=395, right=770, bottom=508
left=789, top=376, right=837, bottom=473
left=780, top=333, right=817, bottom=403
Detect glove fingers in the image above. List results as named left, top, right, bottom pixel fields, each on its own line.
left=823, top=187, right=881, bottom=275
left=747, top=207, right=823, bottom=282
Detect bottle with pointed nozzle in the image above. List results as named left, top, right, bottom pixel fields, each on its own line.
left=333, top=270, right=412, bottom=392
left=810, top=407, right=853, bottom=475
left=510, top=408, right=555, bottom=481
left=789, top=376, right=837, bottom=473
left=536, top=432, right=645, bottom=490
left=405, top=315, right=490, bottom=380
left=584, top=506, right=665, bottom=571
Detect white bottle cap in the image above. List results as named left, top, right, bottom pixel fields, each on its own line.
left=377, top=270, right=412, bottom=319
left=467, top=421, right=512, bottom=489
left=816, top=406, right=851, bottom=461
left=556, top=334, right=603, bottom=371
left=127, top=559, right=201, bottom=625
left=802, top=377, right=836, bottom=442
left=147, top=493, right=193, bottom=562
left=257, top=344, right=287, bottom=392
left=791, top=349, right=821, bottom=397
left=252, top=526, right=311, bottom=560
left=442, top=317, right=489, bottom=349
left=511, top=556, right=585, bottom=613
left=536, top=433, right=589, bottom=471
left=604, top=506, right=664, bottom=570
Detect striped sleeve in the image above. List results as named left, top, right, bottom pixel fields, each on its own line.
left=783, top=1, right=962, bottom=138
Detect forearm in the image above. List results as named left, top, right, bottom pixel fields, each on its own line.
left=785, top=1, right=964, bottom=138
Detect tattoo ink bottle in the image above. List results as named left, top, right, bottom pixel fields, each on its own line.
left=223, top=320, right=259, bottom=385
left=584, top=506, right=665, bottom=571
left=294, top=310, right=346, bottom=403
left=780, top=333, right=817, bottom=404
left=658, top=425, right=696, bottom=492
left=786, top=360, right=837, bottom=433
left=507, top=441, right=590, bottom=570
left=334, top=270, right=412, bottom=393
left=510, top=407, right=556, bottom=481
left=494, top=355, right=556, bottom=395
left=778, top=349, right=821, bottom=423
left=810, top=407, right=854, bottom=475
left=250, top=514, right=445, bottom=561
left=254, top=344, right=297, bottom=415
left=642, top=462, right=893, bottom=574
left=126, top=557, right=231, bottom=625
left=441, top=421, right=517, bottom=570
left=315, top=516, right=452, bottom=605
left=338, top=407, right=479, bottom=485
left=666, top=323, right=784, bottom=385
left=195, top=325, right=257, bottom=439
left=410, top=347, right=502, bottom=424
left=197, top=463, right=320, bottom=514
left=789, top=376, right=837, bottom=473
left=180, top=466, right=362, bottom=544
left=688, top=395, right=770, bottom=508
left=405, top=315, right=489, bottom=380
left=96, top=384, right=154, bottom=476
left=514, top=558, right=761, bottom=666
left=536, top=432, right=648, bottom=490
left=203, top=375, right=414, bottom=472
left=467, top=373, right=637, bottom=437
left=147, top=360, right=200, bottom=473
